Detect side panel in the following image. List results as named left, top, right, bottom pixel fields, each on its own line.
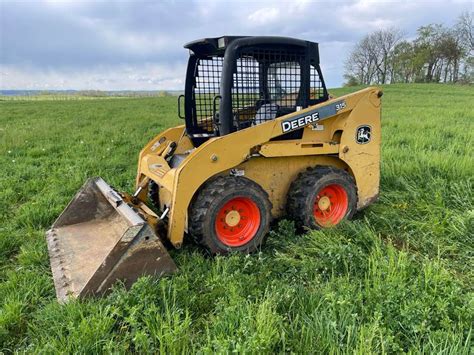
left=339, top=90, right=381, bottom=208
left=235, top=156, right=349, bottom=217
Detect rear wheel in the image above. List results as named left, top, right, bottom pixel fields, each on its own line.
left=287, top=166, right=357, bottom=230
left=189, top=176, right=272, bottom=254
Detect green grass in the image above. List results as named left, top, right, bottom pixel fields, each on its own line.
left=0, top=83, right=473, bottom=353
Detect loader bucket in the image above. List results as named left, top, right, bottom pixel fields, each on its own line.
left=46, top=177, right=177, bottom=302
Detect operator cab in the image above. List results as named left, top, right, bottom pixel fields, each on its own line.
left=180, top=36, right=329, bottom=146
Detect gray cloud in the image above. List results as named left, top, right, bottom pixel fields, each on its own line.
left=1, top=0, right=472, bottom=90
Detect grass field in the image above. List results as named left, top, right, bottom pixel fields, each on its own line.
left=0, top=84, right=473, bottom=353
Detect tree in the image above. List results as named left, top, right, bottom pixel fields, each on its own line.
left=344, top=36, right=376, bottom=85
left=343, top=74, right=359, bottom=87
left=456, top=11, right=474, bottom=51
left=391, top=41, right=416, bottom=83
left=372, top=28, right=404, bottom=83
left=438, top=30, right=464, bottom=82
left=455, top=11, right=473, bottom=83
left=344, top=13, right=472, bottom=86
left=344, top=28, right=403, bottom=85
left=413, top=24, right=444, bottom=82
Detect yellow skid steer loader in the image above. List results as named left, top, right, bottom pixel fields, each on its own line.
left=46, top=36, right=382, bottom=301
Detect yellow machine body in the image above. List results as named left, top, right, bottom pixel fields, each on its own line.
left=135, top=87, right=381, bottom=247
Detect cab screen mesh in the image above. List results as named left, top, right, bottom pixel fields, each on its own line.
left=193, top=57, right=223, bottom=133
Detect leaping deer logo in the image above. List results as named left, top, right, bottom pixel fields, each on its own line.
left=356, top=126, right=371, bottom=144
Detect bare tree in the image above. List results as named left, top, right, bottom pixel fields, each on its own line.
left=344, top=28, right=403, bottom=85
left=456, top=11, right=474, bottom=51
left=455, top=11, right=473, bottom=83
left=371, top=28, right=404, bottom=83
left=345, top=35, right=377, bottom=85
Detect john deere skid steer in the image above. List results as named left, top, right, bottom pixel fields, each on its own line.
left=46, top=36, right=382, bottom=301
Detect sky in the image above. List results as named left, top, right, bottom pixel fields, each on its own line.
left=0, top=0, right=472, bottom=90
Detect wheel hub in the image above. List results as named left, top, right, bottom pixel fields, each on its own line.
left=313, top=184, right=349, bottom=227
left=318, top=196, right=331, bottom=211
left=225, top=210, right=241, bottom=227
left=215, top=197, right=261, bottom=247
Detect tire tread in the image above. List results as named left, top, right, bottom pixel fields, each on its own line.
left=287, top=166, right=357, bottom=230
left=189, top=176, right=272, bottom=254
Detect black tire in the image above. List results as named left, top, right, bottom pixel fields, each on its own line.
left=148, top=180, right=160, bottom=209
left=287, top=166, right=357, bottom=230
left=189, top=176, right=272, bottom=255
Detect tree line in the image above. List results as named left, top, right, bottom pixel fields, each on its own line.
left=344, top=11, right=473, bottom=86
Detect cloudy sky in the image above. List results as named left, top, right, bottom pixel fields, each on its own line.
left=0, top=0, right=472, bottom=90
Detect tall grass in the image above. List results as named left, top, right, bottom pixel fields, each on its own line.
left=0, top=84, right=472, bottom=353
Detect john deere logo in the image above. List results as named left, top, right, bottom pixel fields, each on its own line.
left=356, top=125, right=371, bottom=144
left=281, top=100, right=347, bottom=133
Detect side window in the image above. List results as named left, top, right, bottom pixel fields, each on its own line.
left=267, top=62, right=302, bottom=107
left=231, top=49, right=306, bottom=128
left=193, top=57, right=223, bottom=133
left=310, top=64, right=325, bottom=101
left=232, top=56, right=260, bottom=112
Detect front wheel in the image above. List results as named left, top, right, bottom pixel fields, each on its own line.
left=287, top=166, right=357, bottom=230
left=189, top=176, right=272, bottom=254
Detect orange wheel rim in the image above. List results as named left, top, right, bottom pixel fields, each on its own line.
left=215, top=197, right=260, bottom=247
left=313, top=184, right=348, bottom=227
